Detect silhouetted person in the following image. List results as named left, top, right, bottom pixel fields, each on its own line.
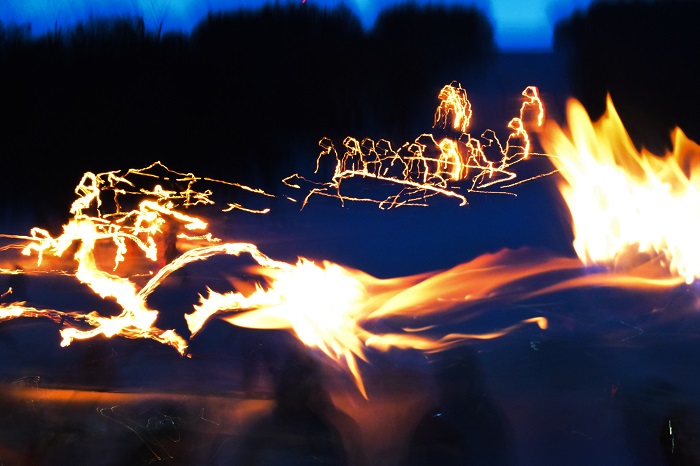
left=231, top=327, right=284, bottom=396
left=235, top=347, right=364, bottom=465
left=401, top=349, right=513, bottom=466
left=619, top=377, right=700, bottom=466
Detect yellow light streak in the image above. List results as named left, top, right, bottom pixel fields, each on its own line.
left=285, top=82, right=549, bottom=208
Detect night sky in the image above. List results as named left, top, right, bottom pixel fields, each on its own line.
left=0, top=0, right=595, bottom=50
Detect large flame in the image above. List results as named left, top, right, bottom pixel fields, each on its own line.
left=541, top=96, right=700, bottom=284
left=183, top=249, right=566, bottom=398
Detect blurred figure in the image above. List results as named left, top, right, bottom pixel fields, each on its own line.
left=238, top=328, right=288, bottom=397
left=235, top=347, right=365, bottom=465
left=401, top=348, right=513, bottom=466
left=619, top=377, right=700, bottom=466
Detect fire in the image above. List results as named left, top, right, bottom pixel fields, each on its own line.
left=3, top=88, right=691, bottom=398
left=185, top=249, right=561, bottom=398
left=184, top=245, right=684, bottom=398
left=0, top=156, right=561, bottom=398
left=284, top=82, right=550, bottom=208
left=0, top=162, right=273, bottom=354
left=541, top=96, right=700, bottom=284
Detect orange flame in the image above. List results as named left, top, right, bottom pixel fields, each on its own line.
left=183, top=246, right=683, bottom=397
left=0, top=157, right=566, bottom=398
left=184, top=248, right=560, bottom=397
left=3, top=91, right=690, bottom=398
left=284, top=82, right=550, bottom=208
left=0, top=152, right=687, bottom=397
left=0, top=162, right=272, bottom=354
left=541, top=96, right=700, bottom=284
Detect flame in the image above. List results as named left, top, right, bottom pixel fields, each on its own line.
left=0, top=157, right=565, bottom=398
left=0, top=154, right=687, bottom=397
left=183, top=246, right=683, bottom=397
left=541, top=96, right=700, bottom=284
left=4, top=90, right=692, bottom=398
left=285, top=82, right=550, bottom=208
left=0, top=162, right=272, bottom=354
left=184, top=248, right=562, bottom=398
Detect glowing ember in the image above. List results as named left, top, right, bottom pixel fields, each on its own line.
left=284, top=82, right=550, bottom=208
left=541, top=96, right=700, bottom=284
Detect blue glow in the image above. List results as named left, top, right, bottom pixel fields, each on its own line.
left=0, top=0, right=595, bottom=51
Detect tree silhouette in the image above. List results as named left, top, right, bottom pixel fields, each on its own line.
left=0, top=4, right=497, bottom=218
left=554, top=0, right=700, bottom=152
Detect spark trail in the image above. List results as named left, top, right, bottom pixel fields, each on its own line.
left=284, top=82, right=550, bottom=208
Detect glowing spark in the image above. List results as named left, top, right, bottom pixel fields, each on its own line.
left=541, top=96, right=700, bottom=283
left=285, top=82, right=550, bottom=208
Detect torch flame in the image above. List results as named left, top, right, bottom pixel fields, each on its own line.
left=541, top=96, right=700, bottom=284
